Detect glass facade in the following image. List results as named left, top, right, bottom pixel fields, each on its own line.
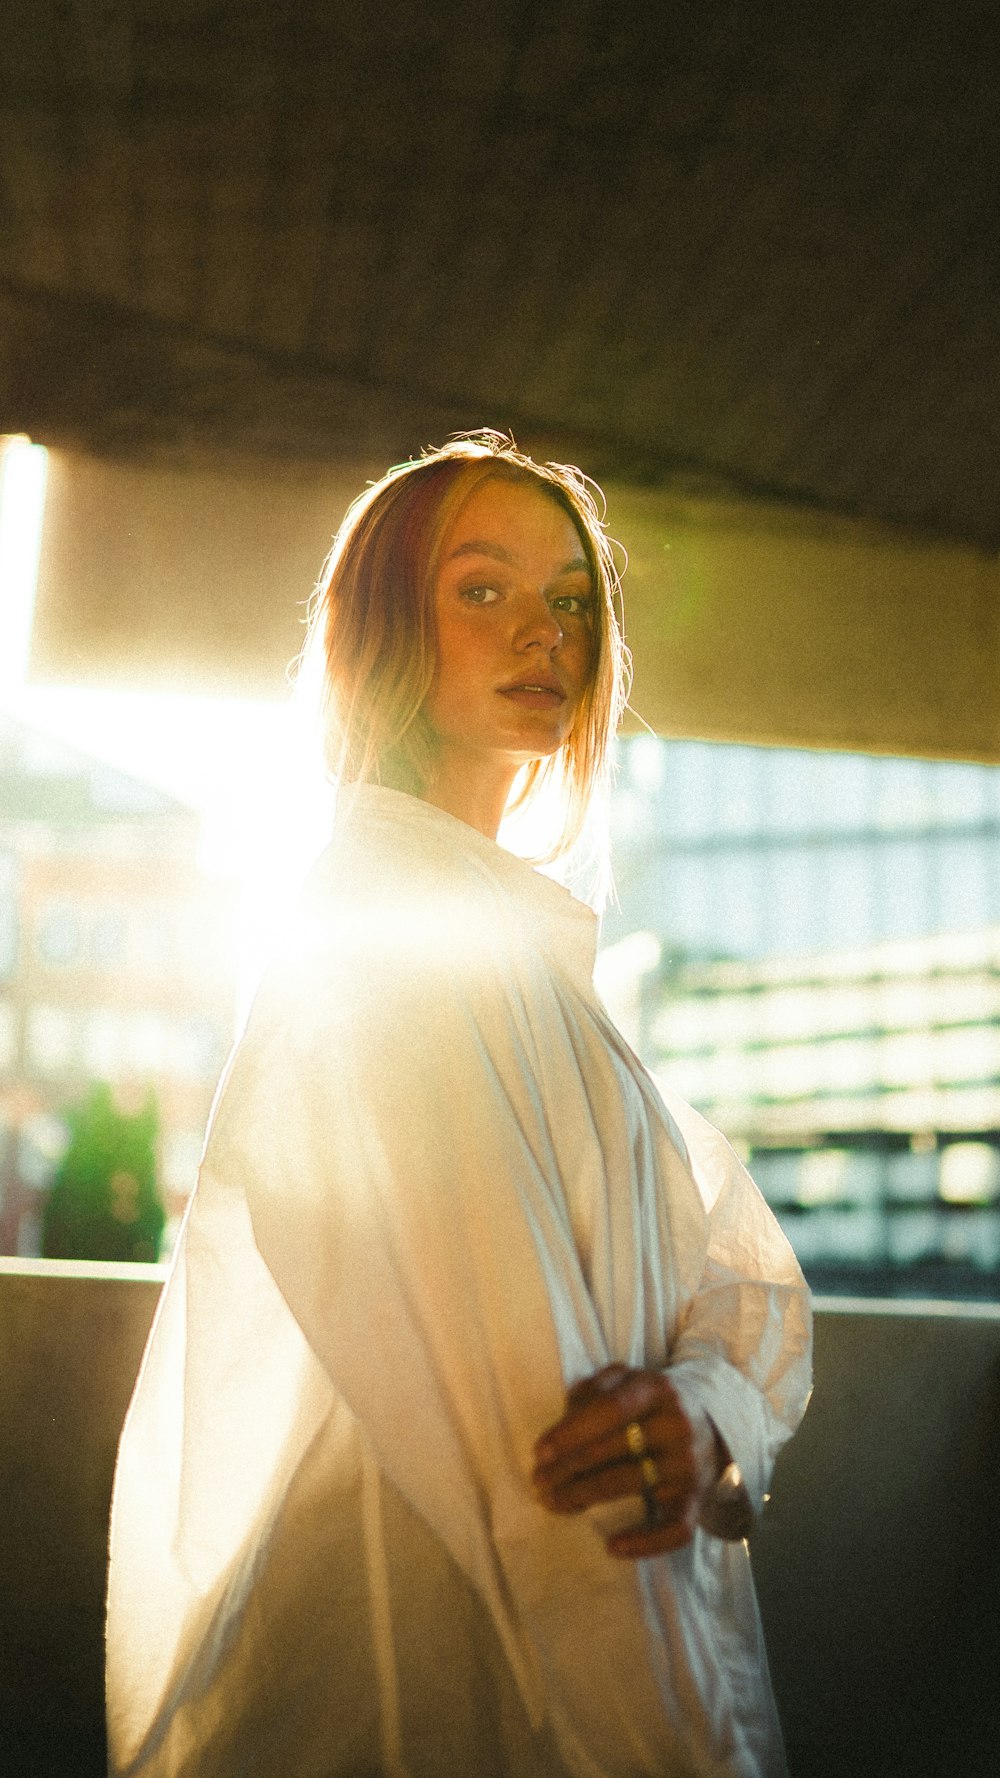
left=602, top=739, right=1000, bottom=1299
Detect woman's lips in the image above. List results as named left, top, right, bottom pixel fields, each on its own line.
left=498, top=684, right=565, bottom=708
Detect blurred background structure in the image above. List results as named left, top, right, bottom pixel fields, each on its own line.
left=3, top=0, right=1000, bottom=1295
left=602, top=740, right=1000, bottom=1299
left=0, top=710, right=234, bottom=1256
left=3, top=5, right=1000, bottom=1772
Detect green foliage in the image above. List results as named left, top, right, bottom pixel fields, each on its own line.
left=41, top=1081, right=166, bottom=1264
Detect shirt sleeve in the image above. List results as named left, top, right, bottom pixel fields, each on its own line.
left=654, top=1082, right=813, bottom=1519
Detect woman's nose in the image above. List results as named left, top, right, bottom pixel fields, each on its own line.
left=514, top=590, right=563, bottom=651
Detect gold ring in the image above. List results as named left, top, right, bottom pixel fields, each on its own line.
left=640, top=1455, right=660, bottom=1491
left=624, top=1420, right=646, bottom=1458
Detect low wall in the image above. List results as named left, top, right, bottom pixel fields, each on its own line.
left=751, top=1297, right=1000, bottom=1778
left=2, top=1261, right=998, bottom=1778
left=0, top=1260, right=164, bottom=1778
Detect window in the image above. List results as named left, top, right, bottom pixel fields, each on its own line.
left=172, top=1016, right=226, bottom=1084
left=935, top=838, right=990, bottom=932
left=81, top=1009, right=123, bottom=1077
left=36, top=901, right=82, bottom=967
left=939, top=1143, right=1000, bottom=1205
left=18, top=1112, right=70, bottom=1190
left=162, top=1128, right=205, bottom=1196
left=606, top=737, right=1000, bottom=1299
left=135, top=907, right=174, bottom=973
left=0, top=997, right=17, bottom=1073
left=90, top=905, right=129, bottom=967
left=124, top=1012, right=170, bottom=1074
left=0, top=850, right=18, bottom=980
left=26, top=1005, right=76, bottom=1074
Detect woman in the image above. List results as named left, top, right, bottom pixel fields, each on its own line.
left=107, top=433, right=811, bottom=1778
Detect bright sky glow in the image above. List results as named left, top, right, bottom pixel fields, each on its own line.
left=0, top=436, right=48, bottom=692
left=0, top=437, right=594, bottom=1013
left=0, top=437, right=333, bottom=993
left=0, top=522, right=583, bottom=1020
left=7, top=680, right=337, bottom=1017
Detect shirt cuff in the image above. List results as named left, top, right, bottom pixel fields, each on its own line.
left=664, top=1357, right=773, bottom=1521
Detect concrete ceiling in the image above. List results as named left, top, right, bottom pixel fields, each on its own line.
left=2, top=0, right=1000, bottom=546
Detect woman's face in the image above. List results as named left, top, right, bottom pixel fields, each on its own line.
left=425, top=478, right=596, bottom=802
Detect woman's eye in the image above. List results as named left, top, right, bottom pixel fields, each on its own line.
left=461, top=584, right=501, bottom=604
left=551, top=592, right=594, bottom=617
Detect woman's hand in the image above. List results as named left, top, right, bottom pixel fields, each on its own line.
left=531, top=1363, right=731, bottom=1558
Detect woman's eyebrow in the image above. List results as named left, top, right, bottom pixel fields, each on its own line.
left=447, top=540, right=591, bottom=578
left=447, top=540, right=517, bottom=564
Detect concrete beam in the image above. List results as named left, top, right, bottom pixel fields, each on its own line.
left=615, top=490, right=1000, bottom=762
left=28, top=453, right=1000, bottom=762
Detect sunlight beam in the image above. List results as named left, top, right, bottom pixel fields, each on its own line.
left=0, top=435, right=49, bottom=695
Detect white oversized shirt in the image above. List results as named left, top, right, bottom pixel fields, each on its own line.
left=106, top=785, right=812, bottom=1778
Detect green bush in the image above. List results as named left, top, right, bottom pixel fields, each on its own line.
left=41, top=1082, right=166, bottom=1264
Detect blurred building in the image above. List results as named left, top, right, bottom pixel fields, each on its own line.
left=602, top=738, right=1000, bottom=1297
left=0, top=714, right=236, bottom=1256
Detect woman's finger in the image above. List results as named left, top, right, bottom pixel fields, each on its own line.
left=534, top=1369, right=683, bottom=1468
left=605, top=1509, right=700, bottom=1559
left=533, top=1417, right=694, bottom=1500
left=534, top=1449, right=695, bottom=1515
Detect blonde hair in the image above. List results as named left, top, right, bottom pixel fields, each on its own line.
left=306, top=431, right=630, bottom=880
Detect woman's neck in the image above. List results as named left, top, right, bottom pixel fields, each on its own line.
left=419, top=754, right=518, bottom=841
